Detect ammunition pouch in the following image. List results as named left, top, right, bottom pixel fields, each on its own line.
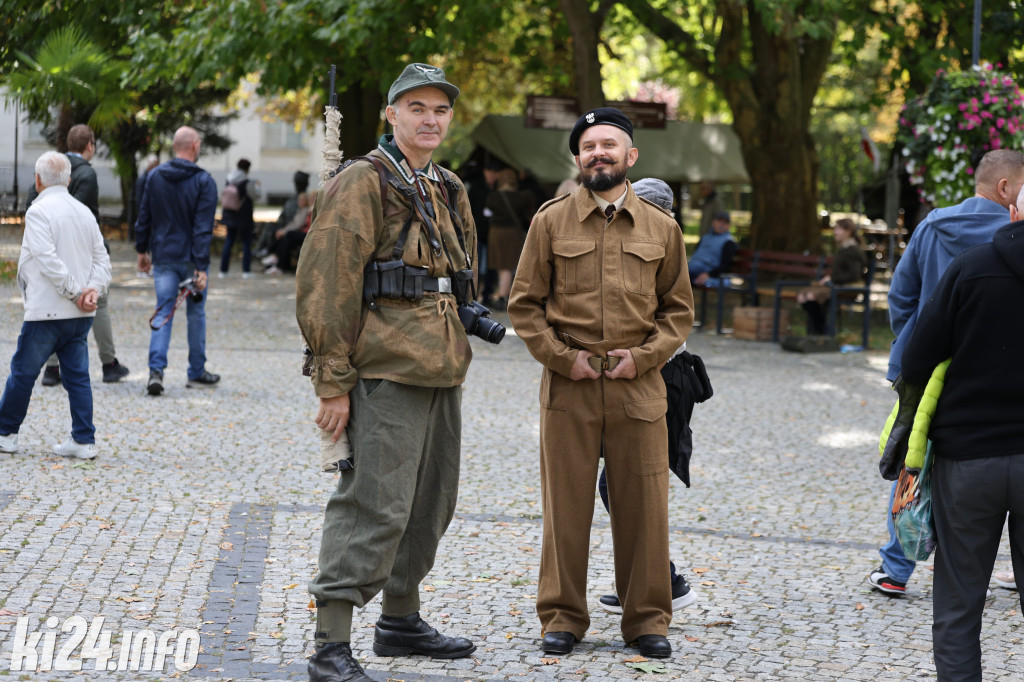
left=364, top=261, right=437, bottom=304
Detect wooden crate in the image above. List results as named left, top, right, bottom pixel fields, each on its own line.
left=733, top=306, right=789, bottom=341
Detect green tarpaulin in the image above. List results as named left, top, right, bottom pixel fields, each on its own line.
left=469, top=115, right=749, bottom=185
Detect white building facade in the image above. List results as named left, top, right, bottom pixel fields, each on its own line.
left=1, top=94, right=332, bottom=210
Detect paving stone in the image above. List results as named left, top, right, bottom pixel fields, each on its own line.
left=0, top=237, right=1020, bottom=680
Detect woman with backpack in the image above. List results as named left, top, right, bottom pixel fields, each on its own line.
left=218, top=158, right=262, bottom=279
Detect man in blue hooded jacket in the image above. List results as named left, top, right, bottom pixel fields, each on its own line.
left=868, top=149, right=1024, bottom=596
left=135, top=126, right=221, bottom=396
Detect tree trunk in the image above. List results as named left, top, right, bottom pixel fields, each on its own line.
left=735, top=120, right=820, bottom=252
left=55, top=105, right=74, bottom=153
left=339, top=80, right=384, bottom=160
left=618, top=0, right=834, bottom=251
left=559, top=0, right=606, bottom=110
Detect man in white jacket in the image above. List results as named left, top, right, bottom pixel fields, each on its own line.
left=0, top=152, right=111, bottom=460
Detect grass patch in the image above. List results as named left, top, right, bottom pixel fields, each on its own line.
left=0, top=259, right=15, bottom=284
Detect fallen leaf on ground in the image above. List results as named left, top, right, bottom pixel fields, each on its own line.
left=623, top=655, right=648, bottom=663
left=219, top=542, right=233, bottom=550
left=855, top=603, right=865, bottom=610
left=626, top=661, right=668, bottom=673
left=686, top=635, right=699, bottom=642
left=704, top=620, right=734, bottom=627
left=540, top=657, right=558, bottom=665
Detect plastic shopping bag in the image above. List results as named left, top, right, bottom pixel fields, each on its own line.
left=890, top=439, right=936, bottom=561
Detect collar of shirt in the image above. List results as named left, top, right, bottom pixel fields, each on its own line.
left=67, top=152, right=84, bottom=159
left=590, top=187, right=628, bottom=214
left=377, top=134, right=439, bottom=185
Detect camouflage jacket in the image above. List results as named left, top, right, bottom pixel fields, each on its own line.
left=295, top=144, right=477, bottom=398
left=508, top=182, right=694, bottom=378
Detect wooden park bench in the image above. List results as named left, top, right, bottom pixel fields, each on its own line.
left=695, top=248, right=830, bottom=334
left=771, top=256, right=877, bottom=348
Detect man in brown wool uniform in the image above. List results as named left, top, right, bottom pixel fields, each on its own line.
left=508, top=107, right=694, bottom=659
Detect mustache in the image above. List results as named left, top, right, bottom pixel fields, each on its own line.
left=586, top=156, right=616, bottom=168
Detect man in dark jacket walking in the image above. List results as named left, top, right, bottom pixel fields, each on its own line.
left=900, top=185, right=1024, bottom=682
left=29, top=124, right=131, bottom=386
left=135, top=126, right=220, bottom=396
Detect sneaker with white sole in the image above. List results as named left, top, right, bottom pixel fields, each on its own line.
left=598, top=573, right=699, bottom=614
left=868, top=566, right=907, bottom=595
left=53, top=439, right=97, bottom=460
left=0, top=433, right=18, bottom=454
left=993, top=571, right=1017, bottom=590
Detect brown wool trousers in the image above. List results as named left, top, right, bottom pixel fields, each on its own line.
left=536, top=367, right=671, bottom=643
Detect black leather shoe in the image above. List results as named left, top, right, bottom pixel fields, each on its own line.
left=41, top=365, right=60, bottom=387
left=307, top=642, right=373, bottom=681
left=541, top=631, right=576, bottom=655
left=373, top=613, right=476, bottom=659
left=102, top=359, right=130, bottom=383
left=633, top=633, right=672, bottom=658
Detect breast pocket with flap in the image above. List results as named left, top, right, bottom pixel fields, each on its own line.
left=621, top=241, right=664, bottom=295
left=551, top=239, right=598, bottom=293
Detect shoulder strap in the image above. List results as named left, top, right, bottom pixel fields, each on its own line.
left=340, top=155, right=441, bottom=261
left=432, top=163, right=472, bottom=266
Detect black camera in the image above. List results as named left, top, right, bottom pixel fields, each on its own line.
left=179, top=278, right=204, bottom=303
left=458, top=301, right=505, bottom=344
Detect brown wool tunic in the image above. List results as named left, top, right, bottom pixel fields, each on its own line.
left=508, top=182, right=694, bottom=642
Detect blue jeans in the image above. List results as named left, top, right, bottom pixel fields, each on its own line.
left=220, top=224, right=253, bottom=274
left=0, top=317, right=95, bottom=444
left=598, top=466, right=678, bottom=581
left=149, top=262, right=208, bottom=380
left=879, top=479, right=916, bottom=582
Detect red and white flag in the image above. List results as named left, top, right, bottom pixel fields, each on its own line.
left=861, top=126, right=881, bottom=174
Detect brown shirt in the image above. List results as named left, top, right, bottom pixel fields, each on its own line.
left=295, top=148, right=477, bottom=398
left=508, top=183, right=694, bottom=377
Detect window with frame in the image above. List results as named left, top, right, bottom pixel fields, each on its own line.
left=263, top=121, right=304, bottom=150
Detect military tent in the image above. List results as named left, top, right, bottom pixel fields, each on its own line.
left=469, top=114, right=749, bottom=185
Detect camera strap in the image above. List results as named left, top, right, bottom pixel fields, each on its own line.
left=148, top=287, right=193, bottom=331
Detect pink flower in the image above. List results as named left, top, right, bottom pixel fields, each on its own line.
left=966, top=167, right=974, bottom=175
left=997, top=118, right=1005, bottom=128
left=959, top=103, right=968, bottom=112
left=992, top=138, right=1002, bottom=149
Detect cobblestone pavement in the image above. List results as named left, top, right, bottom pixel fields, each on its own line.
left=0, top=237, right=1020, bottom=681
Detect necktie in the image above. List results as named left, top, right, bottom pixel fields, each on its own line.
left=605, top=205, right=615, bottom=219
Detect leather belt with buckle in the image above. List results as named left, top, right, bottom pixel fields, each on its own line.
left=587, top=355, right=621, bottom=372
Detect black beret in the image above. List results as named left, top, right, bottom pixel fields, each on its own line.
left=569, top=107, right=634, bottom=156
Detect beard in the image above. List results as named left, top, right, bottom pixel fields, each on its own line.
left=580, top=156, right=628, bottom=192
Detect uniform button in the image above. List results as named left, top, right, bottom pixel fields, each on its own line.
left=328, top=359, right=335, bottom=366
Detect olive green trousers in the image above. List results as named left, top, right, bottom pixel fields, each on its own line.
left=309, top=379, right=462, bottom=642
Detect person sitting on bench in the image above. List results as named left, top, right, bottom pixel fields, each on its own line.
left=688, top=210, right=736, bottom=286
left=795, top=218, right=867, bottom=334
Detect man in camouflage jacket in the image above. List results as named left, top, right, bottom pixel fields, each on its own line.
left=296, top=63, right=478, bottom=682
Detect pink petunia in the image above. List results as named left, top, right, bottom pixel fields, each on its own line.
left=966, top=167, right=974, bottom=175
